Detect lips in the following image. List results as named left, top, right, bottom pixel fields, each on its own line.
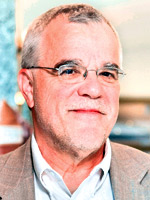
left=67, top=101, right=108, bottom=115
left=69, top=109, right=106, bottom=115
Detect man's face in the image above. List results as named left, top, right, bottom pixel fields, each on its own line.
left=32, top=16, right=120, bottom=156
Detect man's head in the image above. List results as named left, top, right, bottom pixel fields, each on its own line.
left=18, top=4, right=123, bottom=159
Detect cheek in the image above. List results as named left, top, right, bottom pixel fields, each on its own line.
left=34, top=71, right=71, bottom=108
left=105, top=87, right=120, bottom=115
left=35, top=81, right=71, bottom=116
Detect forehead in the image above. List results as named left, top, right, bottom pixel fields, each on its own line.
left=39, top=15, right=120, bottom=66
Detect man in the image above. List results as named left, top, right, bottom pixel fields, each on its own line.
left=0, top=4, right=150, bottom=200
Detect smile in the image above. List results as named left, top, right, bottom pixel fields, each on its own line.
left=69, top=109, right=106, bottom=115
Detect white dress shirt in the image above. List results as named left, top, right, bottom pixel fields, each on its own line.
left=31, top=134, right=114, bottom=200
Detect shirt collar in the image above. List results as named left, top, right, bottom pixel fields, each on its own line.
left=90, top=139, right=111, bottom=177
left=31, top=134, right=53, bottom=181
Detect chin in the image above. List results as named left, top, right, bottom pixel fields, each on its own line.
left=74, top=135, right=106, bottom=152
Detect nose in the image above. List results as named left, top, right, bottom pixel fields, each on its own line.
left=77, top=71, right=103, bottom=99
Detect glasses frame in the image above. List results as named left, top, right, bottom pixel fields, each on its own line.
left=23, top=64, right=126, bottom=84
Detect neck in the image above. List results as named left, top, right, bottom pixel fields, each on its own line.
left=35, top=134, right=105, bottom=193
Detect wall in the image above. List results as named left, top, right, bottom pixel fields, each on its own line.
left=0, top=0, right=17, bottom=107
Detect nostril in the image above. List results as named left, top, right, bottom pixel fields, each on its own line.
left=82, top=94, right=90, bottom=98
left=77, top=79, right=103, bottom=100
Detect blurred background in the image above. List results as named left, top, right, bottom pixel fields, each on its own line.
left=0, top=0, right=150, bottom=154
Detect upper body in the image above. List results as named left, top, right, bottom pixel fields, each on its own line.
left=1, top=3, right=149, bottom=199
left=0, top=137, right=150, bottom=200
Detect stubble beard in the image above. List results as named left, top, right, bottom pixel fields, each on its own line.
left=33, top=102, right=86, bottom=158
left=33, top=105, right=107, bottom=161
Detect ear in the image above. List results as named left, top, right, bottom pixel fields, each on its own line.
left=18, top=69, right=34, bottom=108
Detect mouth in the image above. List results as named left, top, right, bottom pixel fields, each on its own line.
left=69, top=109, right=106, bottom=115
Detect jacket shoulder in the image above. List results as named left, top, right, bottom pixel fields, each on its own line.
left=110, top=141, right=150, bottom=169
left=110, top=142, right=150, bottom=199
left=0, top=138, right=35, bottom=199
left=0, top=138, right=32, bottom=174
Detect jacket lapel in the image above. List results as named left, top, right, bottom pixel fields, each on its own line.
left=110, top=142, right=150, bottom=200
left=0, top=138, right=35, bottom=200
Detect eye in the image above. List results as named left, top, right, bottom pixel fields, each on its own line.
left=98, top=68, right=118, bottom=80
left=60, top=68, right=76, bottom=75
left=58, top=65, right=82, bottom=76
left=101, top=71, right=116, bottom=79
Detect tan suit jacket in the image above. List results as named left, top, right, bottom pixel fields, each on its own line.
left=0, top=138, right=150, bottom=200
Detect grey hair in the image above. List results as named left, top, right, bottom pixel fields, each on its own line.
left=21, top=4, right=122, bottom=68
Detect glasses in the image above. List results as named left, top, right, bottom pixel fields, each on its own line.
left=23, top=63, right=126, bottom=85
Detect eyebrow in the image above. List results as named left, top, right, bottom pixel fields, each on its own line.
left=54, top=59, right=82, bottom=68
left=54, top=60, right=119, bottom=69
left=104, top=62, right=119, bottom=69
